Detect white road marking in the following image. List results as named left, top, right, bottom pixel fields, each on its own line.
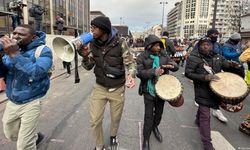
left=180, top=124, right=198, bottom=129
left=50, top=139, right=65, bottom=143
left=211, top=131, right=235, bottom=150
left=138, top=121, right=142, bottom=150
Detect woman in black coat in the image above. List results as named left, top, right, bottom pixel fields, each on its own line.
left=185, top=37, right=229, bottom=150
left=136, top=34, right=178, bottom=150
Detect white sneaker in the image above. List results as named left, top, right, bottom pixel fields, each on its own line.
left=212, top=109, right=228, bottom=123
left=194, top=102, right=199, bottom=107
left=66, top=73, right=70, bottom=78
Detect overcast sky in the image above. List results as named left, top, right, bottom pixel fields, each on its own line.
left=90, top=0, right=180, bottom=32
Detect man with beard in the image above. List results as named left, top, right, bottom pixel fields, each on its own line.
left=0, top=24, right=52, bottom=150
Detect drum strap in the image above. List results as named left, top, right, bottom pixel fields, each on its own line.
left=199, top=54, right=216, bottom=75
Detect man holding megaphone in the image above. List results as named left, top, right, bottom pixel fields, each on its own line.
left=78, top=16, right=136, bottom=150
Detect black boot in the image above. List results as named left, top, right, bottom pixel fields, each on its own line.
left=110, top=136, right=119, bottom=150
left=142, top=138, right=150, bottom=150
left=36, top=132, right=44, bottom=145
left=153, top=126, right=162, bottom=142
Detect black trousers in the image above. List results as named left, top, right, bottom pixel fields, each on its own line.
left=143, top=94, right=165, bottom=139
left=62, top=61, right=71, bottom=74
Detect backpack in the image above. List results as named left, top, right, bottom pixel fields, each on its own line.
left=35, top=45, right=55, bottom=77
left=28, top=6, right=36, bottom=17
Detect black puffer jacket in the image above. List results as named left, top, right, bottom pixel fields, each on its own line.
left=185, top=50, right=229, bottom=108
left=136, top=35, right=179, bottom=95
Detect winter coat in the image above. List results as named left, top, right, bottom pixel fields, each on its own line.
left=137, top=35, right=179, bottom=96
left=82, top=27, right=135, bottom=88
left=185, top=50, right=229, bottom=108
left=2, top=32, right=53, bottom=104
left=34, top=6, right=44, bottom=21
left=56, top=18, right=64, bottom=31
left=223, top=41, right=243, bottom=65
left=161, top=36, right=176, bottom=56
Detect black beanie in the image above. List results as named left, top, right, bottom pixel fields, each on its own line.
left=91, top=16, right=111, bottom=34
left=162, top=31, right=169, bottom=37
left=207, top=28, right=219, bottom=36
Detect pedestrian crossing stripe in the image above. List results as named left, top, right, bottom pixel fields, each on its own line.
left=211, top=131, right=235, bottom=150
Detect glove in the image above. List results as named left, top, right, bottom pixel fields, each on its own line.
left=205, top=74, right=220, bottom=81
left=77, top=46, right=90, bottom=58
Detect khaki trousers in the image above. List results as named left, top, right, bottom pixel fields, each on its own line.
left=2, top=100, right=41, bottom=150
left=90, top=83, right=125, bottom=146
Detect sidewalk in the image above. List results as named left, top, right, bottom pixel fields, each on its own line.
left=0, top=34, right=81, bottom=104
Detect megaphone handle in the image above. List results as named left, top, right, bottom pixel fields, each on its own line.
left=74, top=45, right=80, bottom=83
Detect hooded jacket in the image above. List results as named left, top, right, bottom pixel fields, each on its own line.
left=136, top=35, right=178, bottom=96
left=2, top=31, right=53, bottom=104
left=223, top=40, right=243, bottom=65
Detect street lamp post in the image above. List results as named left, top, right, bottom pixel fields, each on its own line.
left=160, top=1, right=168, bottom=29
left=212, top=0, right=218, bottom=28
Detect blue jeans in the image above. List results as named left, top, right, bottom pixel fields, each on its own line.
left=11, top=15, right=21, bottom=30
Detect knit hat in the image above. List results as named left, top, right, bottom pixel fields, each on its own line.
left=207, top=28, right=219, bottom=36
left=162, top=31, right=169, bottom=37
left=230, top=32, right=241, bottom=40
left=91, top=16, right=111, bottom=34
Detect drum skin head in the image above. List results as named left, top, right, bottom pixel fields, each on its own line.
left=155, top=75, right=183, bottom=101
left=210, top=72, right=249, bottom=104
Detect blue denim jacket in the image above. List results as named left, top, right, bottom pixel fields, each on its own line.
left=2, top=32, right=53, bottom=104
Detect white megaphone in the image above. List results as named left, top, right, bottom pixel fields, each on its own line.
left=52, top=32, right=93, bottom=62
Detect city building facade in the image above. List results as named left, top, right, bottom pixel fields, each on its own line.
left=166, top=0, right=242, bottom=39
left=209, top=0, right=241, bottom=38
left=167, top=2, right=183, bottom=38
left=0, top=0, right=90, bottom=35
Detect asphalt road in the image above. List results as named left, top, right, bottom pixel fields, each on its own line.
left=0, top=66, right=249, bottom=150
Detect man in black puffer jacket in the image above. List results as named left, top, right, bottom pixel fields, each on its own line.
left=136, top=34, right=178, bottom=150
left=78, top=16, right=136, bottom=150
left=185, top=37, right=229, bottom=150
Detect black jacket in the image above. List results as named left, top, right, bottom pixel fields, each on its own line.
left=185, top=50, right=229, bottom=108
left=137, top=35, right=178, bottom=96
left=34, top=6, right=44, bottom=21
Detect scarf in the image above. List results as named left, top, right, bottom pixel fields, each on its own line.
left=147, top=54, right=160, bottom=97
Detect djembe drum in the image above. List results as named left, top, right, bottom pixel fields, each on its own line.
left=155, top=75, right=184, bottom=107
left=210, top=72, right=249, bottom=112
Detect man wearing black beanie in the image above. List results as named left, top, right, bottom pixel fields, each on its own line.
left=78, top=16, right=136, bottom=150
left=91, top=16, right=111, bottom=34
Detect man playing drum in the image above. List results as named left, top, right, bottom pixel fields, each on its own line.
left=185, top=37, right=229, bottom=150
left=136, top=34, right=178, bottom=150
